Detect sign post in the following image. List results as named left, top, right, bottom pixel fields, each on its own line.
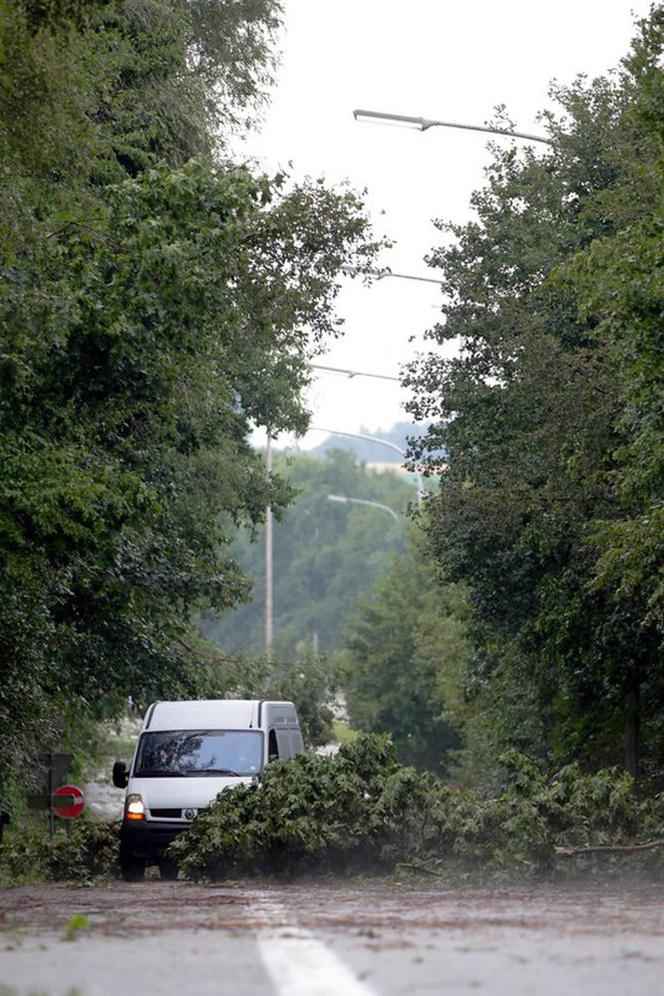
left=47, top=756, right=54, bottom=838
left=27, top=754, right=75, bottom=836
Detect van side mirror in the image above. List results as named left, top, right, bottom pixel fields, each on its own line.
left=112, top=760, right=129, bottom=788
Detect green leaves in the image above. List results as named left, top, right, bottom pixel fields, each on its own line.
left=171, top=736, right=664, bottom=882
left=0, top=2, right=380, bottom=783
left=0, top=820, right=120, bottom=884
left=341, top=526, right=466, bottom=774
left=406, top=7, right=664, bottom=783
left=171, top=733, right=416, bottom=878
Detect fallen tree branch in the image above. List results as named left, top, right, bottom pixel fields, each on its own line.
left=395, top=861, right=446, bottom=877
left=554, top=839, right=664, bottom=857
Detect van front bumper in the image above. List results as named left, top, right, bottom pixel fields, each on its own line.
left=120, top=819, right=190, bottom=862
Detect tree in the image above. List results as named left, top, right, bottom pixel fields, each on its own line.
left=559, top=11, right=664, bottom=631
left=0, top=2, right=380, bottom=778
left=202, top=449, right=415, bottom=658
left=340, top=528, right=466, bottom=773
left=405, top=6, right=664, bottom=781
left=558, top=10, right=664, bottom=779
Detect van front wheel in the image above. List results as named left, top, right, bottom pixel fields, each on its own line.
left=120, top=849, right=145, bottom=882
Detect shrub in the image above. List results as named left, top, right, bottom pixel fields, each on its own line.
left=0, top=820, right=120, bottom=884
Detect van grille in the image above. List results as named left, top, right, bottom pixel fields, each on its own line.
left=149, top=808, right=182, bottom=819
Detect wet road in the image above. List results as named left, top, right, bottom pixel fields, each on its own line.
left=1, top=881, right=663, bottom=995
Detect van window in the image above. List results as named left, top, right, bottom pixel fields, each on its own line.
left=289, top=731, right=304, bottom=756
left=276, top=729, right=291, bottom=759
left=135, top=730, right=263, bottom=777
left=268, top=729, right=279, bottom=761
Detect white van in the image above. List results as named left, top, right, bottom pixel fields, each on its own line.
left=112, top=699, right=304, bottom=879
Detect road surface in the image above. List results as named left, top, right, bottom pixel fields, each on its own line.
left=0, top=881, right=662, bottom=995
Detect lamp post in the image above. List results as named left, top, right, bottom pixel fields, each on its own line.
left=342, top=265, right=444, bottom=287
left=328, top=494, right=399, bottom=523
left=264, top=431, right=274, bottom=658
left=264, top=386, right=423, bottom=655
left=310, top=363, right=399, bottom=382
left=353, top=108, right=553, bottom=146
left=310, top=426, right=425, bottom=504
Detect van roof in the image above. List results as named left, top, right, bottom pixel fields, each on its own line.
left=144, top=699, right=296, bottom=732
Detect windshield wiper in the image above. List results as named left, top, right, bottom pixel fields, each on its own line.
left=187, top=768, right=242, bottom=777
left=136, top=766, right=245, bottom=777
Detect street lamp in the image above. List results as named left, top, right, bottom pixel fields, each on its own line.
left=312, top=425, right=406, bottom=459
left=328, top=494, right=399, bottom=523
left=264, top=431, right=274, bottom=658
left=353, top=108, right=553, bottom=146
left=342, top=265, right=444, bottom=287
left=310, top=363, right=399, bottom=383
left=310, top=426, right=425, bottom=505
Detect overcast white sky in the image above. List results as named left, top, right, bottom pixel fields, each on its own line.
left=240, top=0, right=653, bottom=451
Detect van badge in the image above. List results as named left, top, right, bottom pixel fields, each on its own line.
left=184, top=808, right=196, bottom=821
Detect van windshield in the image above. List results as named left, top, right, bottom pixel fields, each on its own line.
left=134, top=730, right=263, bottom=777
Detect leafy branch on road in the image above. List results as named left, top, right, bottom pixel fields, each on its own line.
left=170, top=735, right=664, bottom=882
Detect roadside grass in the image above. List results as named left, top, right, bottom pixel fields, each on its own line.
left=86, top=716, right=141, bottom=785
left=105, top=715, right=142, bottom=763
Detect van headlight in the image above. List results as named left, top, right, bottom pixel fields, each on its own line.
left=125, top=793, right=146, bottom=821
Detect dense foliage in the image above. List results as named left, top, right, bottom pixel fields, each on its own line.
left=170, top=735, right=664, bottom=881
left=340, top=528, right=467, bottom=772
left=0, top=1, right=378, bottom=783
left=405, top=6, right=664, bottom=785
left=0, top=820, right=120, bottom=884
left=201, top=450, right=415, bottom=658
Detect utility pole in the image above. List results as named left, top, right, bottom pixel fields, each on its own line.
left=264, top=431, right=274, bottom=659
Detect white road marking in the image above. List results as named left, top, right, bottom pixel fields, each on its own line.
left=252, top=894, right=376, bottom=996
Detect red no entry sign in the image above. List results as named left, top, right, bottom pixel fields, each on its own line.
left=53, top=784, right=84, bottom=819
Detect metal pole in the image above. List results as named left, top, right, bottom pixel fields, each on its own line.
left=310, top=363, right=400, bottom=383
left=353, top=108, right=552, bottom=146
left=265, top=432, right=274, bottom=659
left=341, top=265, right=444, bottom=287
left=47, top=754, right=54, bottom=839
left=328, top=494, right=400, bottom=522
left=311, top=426, right=425, bottom=506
